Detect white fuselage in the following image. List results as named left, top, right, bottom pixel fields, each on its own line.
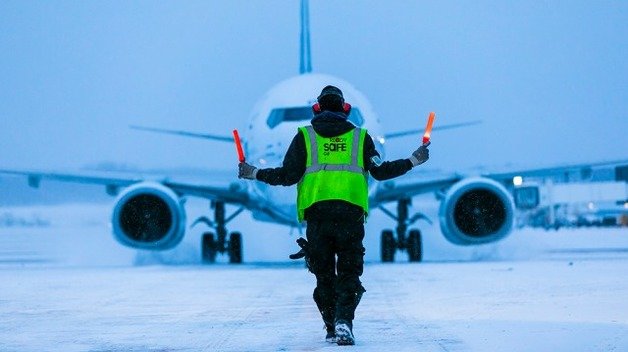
left=243, top=73, right=385, bottom=225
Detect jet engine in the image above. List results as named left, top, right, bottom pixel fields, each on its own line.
left=111, top=182, right=186, bottom=250
left=439, top=177, right=514, bottom=245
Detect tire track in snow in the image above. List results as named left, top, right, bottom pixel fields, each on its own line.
left=363, top=266, right=468, bottom=352
left=201, top=284, right=278, bottom=351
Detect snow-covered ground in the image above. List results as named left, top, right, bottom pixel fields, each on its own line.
left=1, top=202, right=628, bottom=351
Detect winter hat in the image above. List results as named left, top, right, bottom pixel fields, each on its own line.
left=317, top=85, right=345, bottom=112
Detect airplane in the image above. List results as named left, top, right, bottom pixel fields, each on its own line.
left=1, top=0, right=626, bottom=264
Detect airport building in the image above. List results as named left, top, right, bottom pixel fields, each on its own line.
left=512, top=165, right=628, bottom=229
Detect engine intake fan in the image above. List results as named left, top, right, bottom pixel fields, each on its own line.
left=111, top=182, right=186, bottom=250
left=439, top=177, right=514, bottom=245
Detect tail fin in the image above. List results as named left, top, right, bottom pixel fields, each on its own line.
left=299, top=0, right=312, bottom=74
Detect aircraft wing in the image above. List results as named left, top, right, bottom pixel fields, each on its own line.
left=0, top=168, right=249, bottom=204
left=480, top=158, right=628, bottom=183
left=129, top=125, right=234, bottom=143
left=371, top=173, right=462, bottom=205
left=384, top=120, right=482, bottom=140
left=370, top=157, right=627, bottom=206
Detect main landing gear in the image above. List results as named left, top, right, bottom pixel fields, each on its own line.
left=192, top=201, right=245, bottom=264
left=378, top=198, right=431, bottom=263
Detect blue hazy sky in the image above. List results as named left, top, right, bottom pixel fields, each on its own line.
left=1, top=1, right=627, bottom=173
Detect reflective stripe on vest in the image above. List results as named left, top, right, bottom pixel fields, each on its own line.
left=303, top=126, right=367, bottom=175
left=296, top=125, right=369, bottom=222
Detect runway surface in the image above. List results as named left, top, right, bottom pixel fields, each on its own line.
left=1, top=204, right=628, bottom=351
left=2, top=258, right=628, bottom=351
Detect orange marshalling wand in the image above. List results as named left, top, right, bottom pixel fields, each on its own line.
left=232, top=129, right=245, bottom=162
left=422, top=112, right=436, bottom=145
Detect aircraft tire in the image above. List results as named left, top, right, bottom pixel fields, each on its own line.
left=201, top=232, right=217, bottom=263
left=229, top=232, right=243, bottom=264
left=407, top=229, right=422, bottom=262
left=381, top=230, right=395, bottom=263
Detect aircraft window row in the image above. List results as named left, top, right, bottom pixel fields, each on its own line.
left=267, top=106, right=364, bottom=129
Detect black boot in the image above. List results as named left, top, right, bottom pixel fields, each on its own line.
left=325, top=324, right=336, bottom=343
left=334, top=319, right=355, bottom=346
left=314, top=285, right=336, bottom=343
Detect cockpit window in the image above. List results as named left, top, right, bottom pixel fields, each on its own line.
left=267, top=106, right=364, bottom=129
left=266, top=107, right=311, bottom=129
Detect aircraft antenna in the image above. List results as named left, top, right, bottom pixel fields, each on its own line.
left=299, top=0, right=312, bottom=74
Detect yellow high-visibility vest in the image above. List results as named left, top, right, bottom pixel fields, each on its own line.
left=296, top=126, right=369, bottom=222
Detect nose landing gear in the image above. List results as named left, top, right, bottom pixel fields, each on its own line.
left=193, top=201, right=245, bottom=264
left=378, top=198, right=431, bottom=263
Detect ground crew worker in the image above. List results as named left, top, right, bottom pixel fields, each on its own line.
left=238, top=85, right=430, bottom=345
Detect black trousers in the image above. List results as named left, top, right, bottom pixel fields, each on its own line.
left=306, top=218, right=366, bottom=328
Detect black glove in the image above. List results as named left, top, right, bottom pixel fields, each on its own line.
left=409, top=142, right=430, bottom=167
left=238, top=162, right=258, bottom=180
left=289, top=237, right=309, bottom=260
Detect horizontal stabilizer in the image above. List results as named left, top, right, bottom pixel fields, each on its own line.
left=130, top=125, right=234, bottom=142
left=384, top=120, right=482, bottom=140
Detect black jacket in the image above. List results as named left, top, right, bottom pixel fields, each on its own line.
left=256, top=111, right=413, bottom=222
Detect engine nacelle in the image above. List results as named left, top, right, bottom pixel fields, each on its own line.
left=439, top=177, right=514, bottom=245
left=111, top=182, right=186, bottom=250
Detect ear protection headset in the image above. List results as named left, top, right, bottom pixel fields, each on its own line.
left=312, top=102, right=352, bottom=114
